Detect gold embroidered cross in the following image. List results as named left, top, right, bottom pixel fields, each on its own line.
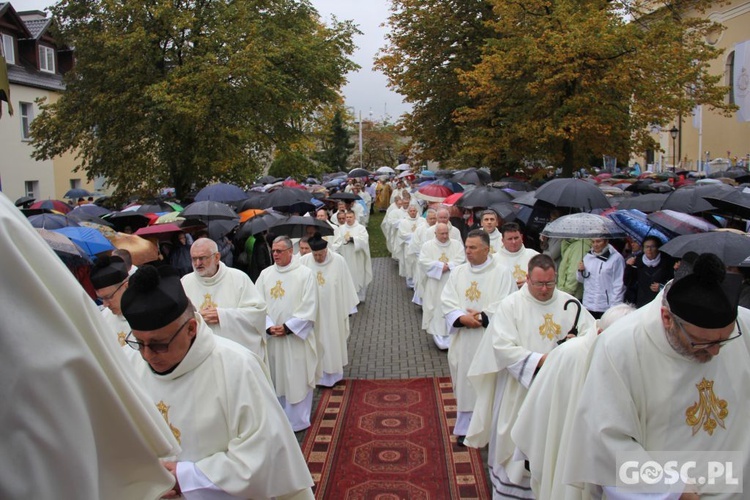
left=686, top=378, right=728, bottom=436
left=512, top=265, right=527, bottom=282
left=465, top=281, right=481, bottom=301
left=117, top=331, right=127, bottom=347
left=270, top=280, right=285, bottom=299
left=538, top=313, right=561, bottom=341
left=200, top=293, right=217, bottom=310
left=317, top=271, right=326, bottom=286
left=439, top=253, right=449, bottom=264
left=156, top=401, right=181, bottom=444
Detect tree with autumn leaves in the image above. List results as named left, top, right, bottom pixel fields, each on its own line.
left=30, top=0, right=358, bottom=198
left=378, top=0, right=734, bottom=177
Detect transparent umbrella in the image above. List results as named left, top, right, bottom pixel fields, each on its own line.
left=541, top=213, right=626, bottom=239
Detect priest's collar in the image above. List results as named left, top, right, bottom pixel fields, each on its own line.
left=470, top=255, right=493, bottom=271
left=436, top=239, right=452, bottom=247
left=520, top=283, right=558, bottom=305
left=274, top=255, right=302, bottom=273
left=197, top=261, right=226, bottom=285
left=500, top=244, right=525, bottom=257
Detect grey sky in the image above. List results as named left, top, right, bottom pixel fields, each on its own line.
left=17, top=0, right=412, bottom=121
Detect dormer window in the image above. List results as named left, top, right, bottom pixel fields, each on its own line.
left=38, top=44, right=55, bottom=73
left=1, top=33, right=15, bottom=65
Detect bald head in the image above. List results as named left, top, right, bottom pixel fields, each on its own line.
left=435, top=223, right=450, bottom=243
left=437, top=208, right=450, bottom=224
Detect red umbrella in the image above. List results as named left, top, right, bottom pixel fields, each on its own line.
left=442, top=192, right=464, bottom=206
left=415, top=184, right=454, bottom=202
left=134, top=223, right=184, bottom=240
left=30, top=199, right=72, bottom=214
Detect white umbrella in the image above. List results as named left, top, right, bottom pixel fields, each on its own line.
left=541, top=213, right=626, bottom=239
left=395, top=163, right=411, bottom=171
left=376, top=166, right=395, bottom=174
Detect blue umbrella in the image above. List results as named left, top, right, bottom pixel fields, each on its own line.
left=52, top=226, right=115, bottom=257
left=194, top=183, right=248, bottom=203
left=28, top=213, right=80, bottom=229
left=607, top=209, right=669, bottom=244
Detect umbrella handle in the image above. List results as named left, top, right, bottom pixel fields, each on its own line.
left=559, top=299, right=582, bottom=345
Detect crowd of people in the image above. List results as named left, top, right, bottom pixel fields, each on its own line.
left=4, top=165, right=750, bottom=499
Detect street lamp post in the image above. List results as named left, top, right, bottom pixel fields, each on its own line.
left=669, top=126, right=679, bottom=173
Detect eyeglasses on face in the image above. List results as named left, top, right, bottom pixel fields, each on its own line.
left=125, top=317, right=191, bottom=353
left=529, top=279, right=556, bottom=289
left=191, top=254, right=214, bottom=263
left=97, top=279, right=128, bottom=302
left=673, top=316, right=742, bottom=349
left=271, top=247, right=292, bottom=254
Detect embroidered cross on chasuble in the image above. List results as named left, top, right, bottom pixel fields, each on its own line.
left=200, top=293, right=217, bottom=310
left=465, top=281, right=481, bottom=302
left=538, top=313, right=561, bottom=341
left=317, top=271, right=326, bottom=286
left=512, top=264, right=527, bottom=282
left=270, top=280, right=285, bottom=299
left=439, top=253, right=449, bottom=264
left=686, top=378, right=728, bottom=436
left=117, top=331, right=127, bottom=347
left=157, top=401, right=181, bottom=444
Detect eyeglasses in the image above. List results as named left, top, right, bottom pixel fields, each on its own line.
left=673, top=317, right=742, bottom=349
left=97, top=279, right=127, bottom=302
left=125, top=318, right=191, bottom=353
left=271, top=247, right=292, bottom=254
left=191, top=254, right=214, bottom=263
left=529, top=280, right=556, bottom=289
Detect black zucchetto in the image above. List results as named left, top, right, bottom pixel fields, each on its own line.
left=121, top=265, right=189, bottom=330
left=90, top=255, right=128, bottom=289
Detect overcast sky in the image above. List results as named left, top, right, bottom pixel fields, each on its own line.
left=16, top=0, right=412, bottom=121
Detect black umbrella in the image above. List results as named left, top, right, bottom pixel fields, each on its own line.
left=68, top=211, right=115, bottom=227
left=181, top=200, right=237, bottom=220
left=70, top=204, right=112, bottom=218
left=102, top=212, right=151, bottom=232
left=347, top=168, right=371, bottom=178
left=661, top=184, right=735, bottom=214
left=28, top=213, right=81, bottom=229
left=14, top=195, right=35, bottom=208
left=328, top=192, right=362, bottom=201
left=194, top=183, right=248, bottom=203
left=260, top=188, right=316, bottom=214
left=64, top=188, right=92, bottom=199
left=134, top=201, right=178, bottom=214
left=236, top=212, right=286, bottom=239
left=660, top=232, right=750, bottom=267
left=269, top=215, right=335, bottom=238
left=451, top=168, right=492, bottom=185
left=257, top=175, right=282, bottom=185
left=703, top=189, right=750, bottom=219
left=488, top=202, right=518, bottom=222
left=237, top=192, right=269, bottom=212
left=534, top=178, right=610, bottom=211
left=614, top=193, right=669, bottom=213
left=457, top=186, right=514, bottom=208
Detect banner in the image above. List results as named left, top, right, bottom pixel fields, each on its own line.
left=735, top=40, right=750, bottom=122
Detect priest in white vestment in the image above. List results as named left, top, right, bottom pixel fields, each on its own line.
left=90, top=255, right=133, bottom=349
left=256, top=236, right=320, bottom=431
left=181, top=238, right=268, bottom=362
left=511, top=303, right=635, bottom=500
left=466, top=254, right=596, bottom=499
left=441, top=229, right=517, bottom=446
left=397, top=203, right=424, bottom=286
left=410, top=208, right=438, bottom=305
left=121, top=264, right=314, bottom=499
left=496, top=222, right=539, bottom=289
left=384, top=196, right=408, bottom=258
left=481, top=209, right=504, bottom=254
left=0, top=193, right=179, bottom=500
left=564, top=254, right=750, bottom=499
left=420, top=223, right=466, bottom=349
left=380, top=196, right=402, bottom=254
left=300, top=233, right=359, bottom=387
left=331, top=210, right=373, bottom=302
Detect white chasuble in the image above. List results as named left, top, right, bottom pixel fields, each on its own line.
left=397, top=215, right=424, bottom=279
left=128, top=319, right=314, bottom=499
left=181, top=262, right=267, bottom=362
left=100, top=307, right=131, bottom=348
left=256, top=258, right=319, bottom=403
left=300, top=251, right=359, bottom=380
left=419, top=238, right=466, bottom=336
left=466, top=286, right=595, bottom=479
left=0, top=192, right=178, bottom=500
left=564, top=302, right=750, bottom=497
left=331, top=221, right=373, bottom=300
left=441, top=256, right=517, bottom=413
left=496, top=245, right=540, bottom=284
left=408, top=221, right=437, bottom=302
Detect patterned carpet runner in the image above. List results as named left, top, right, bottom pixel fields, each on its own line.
left=302, top=377, right=490, bottom=499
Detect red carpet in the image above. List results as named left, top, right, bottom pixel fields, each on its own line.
left=302, top=377, right=490, bottom=499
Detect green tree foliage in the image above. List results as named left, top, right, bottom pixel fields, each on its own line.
left=31, top=0, right=358, bottom=198
left=315, top=109, right=354, bottom=171
left=456, top=0, right=733, bottom=177
left=375, top=0, right=495, bottom=164
left=268, top=147, right=322, bottom=180
left=360, top=120, right=408, bottom=169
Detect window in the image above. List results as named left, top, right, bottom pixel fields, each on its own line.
left=20, top=102, right=33, bottom=140
left=70, top=179, right=81, bottom=190
left=38, top=45, right=55, bottom=73
left=726, top=51, right=735, bottom=105
left=1, top=34, right=14, bottom=64
left=25, top=180, right=39, bottom=199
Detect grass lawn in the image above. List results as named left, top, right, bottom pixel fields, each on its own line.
left=367, top=210, right=389, bottom=258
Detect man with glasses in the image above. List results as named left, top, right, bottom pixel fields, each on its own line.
left=121, top=264, right=314, bottom=499
left=90, top=255, right=131, bottom=347
left=566, top=253, right=750, bottom=498
left=256, top=236, right=319, bottom=431
left=181, top=238, right=267, bottom=362
left=441, top=229, right=517, bottom=448
left=465, top=254, right=596, bottom=498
